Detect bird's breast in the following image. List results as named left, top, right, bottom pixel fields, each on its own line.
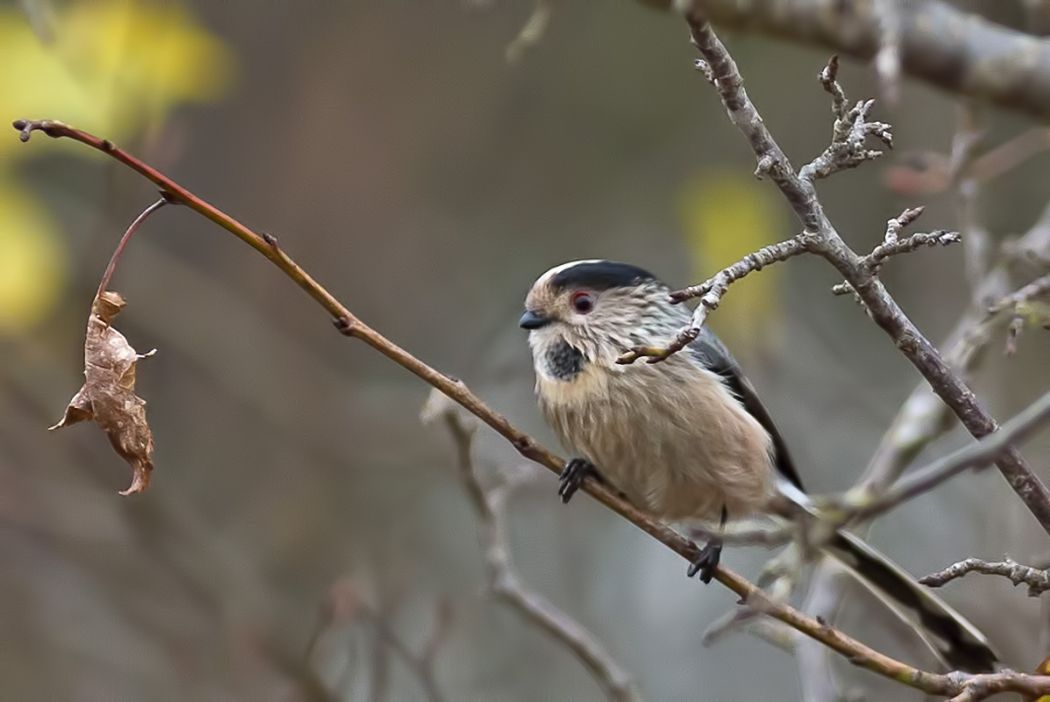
left=536, top=358, right=775, bottom=522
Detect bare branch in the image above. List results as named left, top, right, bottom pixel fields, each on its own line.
left=360, top=605, right=448, bottom=702
left=816, top=390, right=1050, bottom=526
left=919, top=559, right=1050, bottom=596
left=18, top=115, right=1050, bottom=698
left=305, top=579, right=447, bottom=702
left=663, top=12, right=1050, bottom=534
left=422, top=391, right=643, bottom=702
left=860, top=207, right=1050, bottom=493
left=874, top=0, right=902, bottom=104
left=618, top=235, right=813, bottom=364
left=798, top=111, right=1050, bottom=700
left=987, top=273, right=1050, bottom=315
left=987, top=273, right=1050, bottom=354
left=801, top=56, right=893, bottom=182
left=831, top=208, right=961, bottom=296
left=662, top=0, right=1050, bottom=122
left=869, top=229, right=960, bottom=266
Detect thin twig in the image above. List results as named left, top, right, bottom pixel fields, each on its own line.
left=868, top=229, right=959, bottom=266
left=800, top=55, right=892, bottom=182
left=618, top=235, right=814, bottom=363
left=831, top=206, right=961, bottom=295
left=987, top=273, right=1050, bottom=315
left=17, top=117, right=1050, bottom=699
left=919, top=559, right=1050, bottom=597
left=360, top=605, right=447, bottom=702
left=422, top=391, right=643, bottom=702
left=987, top=272, right=1050, bottom=354
left=96, top=196, right=169, bottom=300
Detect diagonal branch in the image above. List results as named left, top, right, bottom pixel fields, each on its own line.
left=15, top=119, right=1050, bottom=699
left=814, top=390, right=1050, bottom=526
left=802, top=191, right=1050, bottom=702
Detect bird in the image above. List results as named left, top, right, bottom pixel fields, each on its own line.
left=519, top=258, right=998, bottom=673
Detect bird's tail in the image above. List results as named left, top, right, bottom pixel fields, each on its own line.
left=823, top=530, right=998, bottom=673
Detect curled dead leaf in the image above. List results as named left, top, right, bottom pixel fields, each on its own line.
left=50, top=291, right=156, bottom=495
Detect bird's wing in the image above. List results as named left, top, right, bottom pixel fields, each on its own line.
left=687, top=331, right=998, bottom=672
left=687, top=327, right=804, bottom=490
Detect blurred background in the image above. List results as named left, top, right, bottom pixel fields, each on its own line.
left=2, top=1, right=1050, bottom=699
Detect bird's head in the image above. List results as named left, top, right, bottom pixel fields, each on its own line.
left=519, top=260, right=686, bottom=378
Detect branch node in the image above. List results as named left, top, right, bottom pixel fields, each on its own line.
left=12, top=118, right=66, bottom=142
left=801, top=58, right=894, bottom=181
left=755, top=154, right=776, bottom=179
left=693, top=58, right=715, bottom=84
left=333, top=316, right=356, bottom=336
left=627, top=235, right=810, bottom=362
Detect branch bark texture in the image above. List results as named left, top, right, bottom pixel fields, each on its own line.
left=920, top=559, right=1050, bottom=597
left=683, top=0, right=1050, bottom=121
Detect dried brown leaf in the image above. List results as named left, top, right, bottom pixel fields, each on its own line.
left=50, top=291, right=156, bottom=495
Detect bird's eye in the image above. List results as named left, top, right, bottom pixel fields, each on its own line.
left=571, top=291, right=595, bottom=314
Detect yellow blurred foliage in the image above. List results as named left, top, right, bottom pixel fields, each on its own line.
left=0, top=1, right=233, bottom=157
left=0, top=181, right=67, bottom=333
left=678, top=172, right=785, bottom=350
left=0, top=0, right=234, bottom=333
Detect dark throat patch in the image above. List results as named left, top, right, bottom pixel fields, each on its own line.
left=545, top=339, right=585, bottom=380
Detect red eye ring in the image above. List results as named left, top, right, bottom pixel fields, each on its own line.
left=571, top=291, right=595, bottom=314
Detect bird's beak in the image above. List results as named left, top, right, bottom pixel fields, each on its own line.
left=519, top=309, right=551, bottom=330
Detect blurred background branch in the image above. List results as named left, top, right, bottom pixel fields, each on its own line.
left=644, top=0, right=1050, bottom=120
left=422, top=390, right=643, bottom=702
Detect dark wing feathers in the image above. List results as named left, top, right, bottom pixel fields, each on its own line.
left=688, top=328, right=804, bottom=491
left=688, top=329, right=999, bottom=672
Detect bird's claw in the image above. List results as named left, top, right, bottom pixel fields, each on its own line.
left=687, top=541, right=723, bottom=584
left=558, top=458, right=599, bottom=503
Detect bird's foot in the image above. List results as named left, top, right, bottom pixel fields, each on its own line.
left=558, top=458, right=602, bottom=504
left=687, top=540, right=723, bottom=584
